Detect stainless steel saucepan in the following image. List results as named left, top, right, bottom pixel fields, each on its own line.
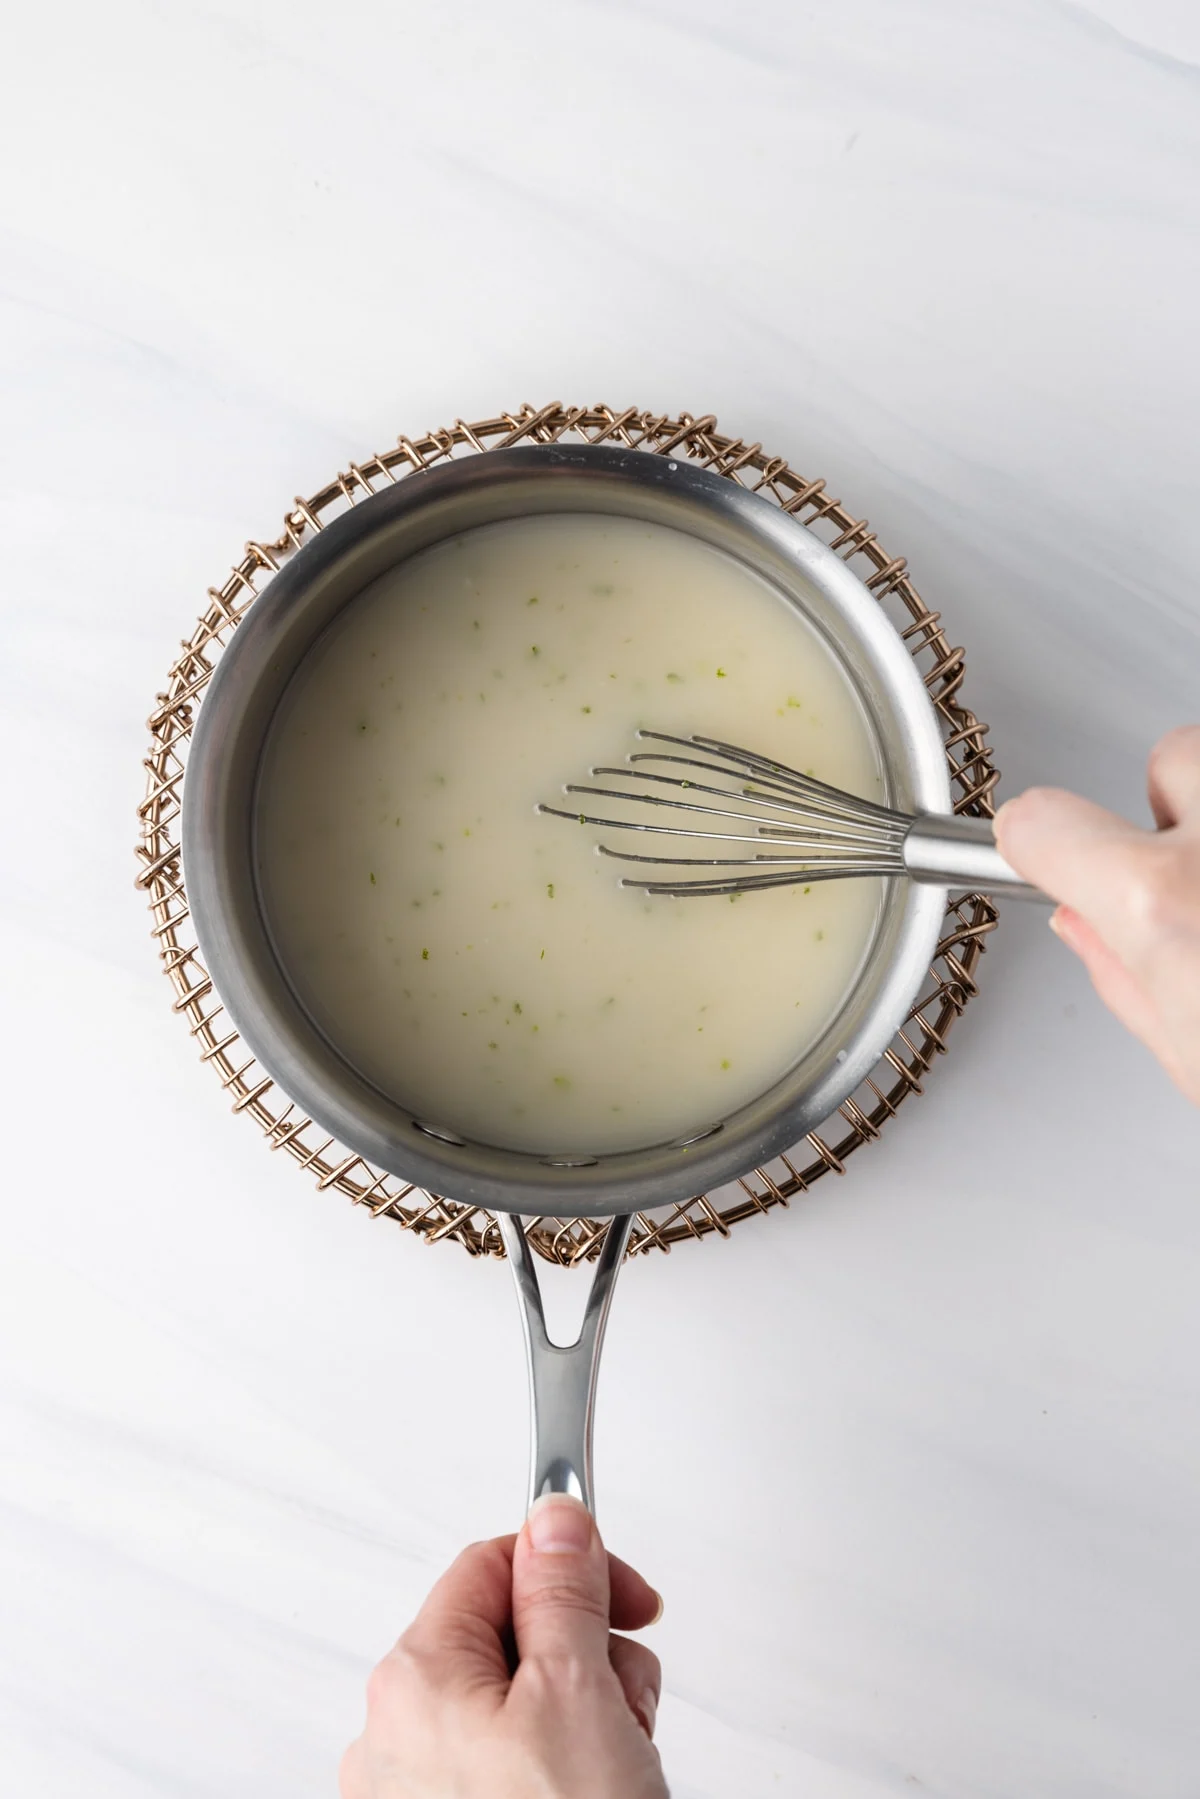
left=181, top=444, right=954, bottom=1515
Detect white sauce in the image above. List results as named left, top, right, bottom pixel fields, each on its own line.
left=257, top=513, right=882, bottom=1154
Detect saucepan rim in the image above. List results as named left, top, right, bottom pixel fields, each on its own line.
left=181, top=444, right=950, bottom=1218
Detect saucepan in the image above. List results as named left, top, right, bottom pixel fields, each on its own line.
left=181, top=444, right=952, bottom=1515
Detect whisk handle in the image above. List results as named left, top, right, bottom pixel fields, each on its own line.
left=903, top=812, right=1046, bottom=901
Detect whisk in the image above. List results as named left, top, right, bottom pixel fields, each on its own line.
left=539, top=730, right=1044, bottom=900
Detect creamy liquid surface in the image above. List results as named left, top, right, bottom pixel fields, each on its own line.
left=257, top=513, right=882, bottom=1154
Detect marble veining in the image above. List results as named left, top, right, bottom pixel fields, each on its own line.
left=2, top=3, right=1199, bottom=1794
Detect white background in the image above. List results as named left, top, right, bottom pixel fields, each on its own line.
left=3, top=3, right=1200, bottom=1794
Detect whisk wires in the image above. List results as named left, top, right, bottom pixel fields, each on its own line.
left=538, top=730, right=908, bottom=897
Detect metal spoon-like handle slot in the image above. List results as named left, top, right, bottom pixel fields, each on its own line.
left=498, top=1212, right=634, bottom=1516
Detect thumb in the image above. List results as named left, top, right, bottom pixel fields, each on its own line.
left=994, top=787, right=1146, bottom=945
left=511, top=1494, right=611, bottom=1667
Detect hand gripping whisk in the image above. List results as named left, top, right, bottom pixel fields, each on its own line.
left=539, top=731, right=1045, bottom=901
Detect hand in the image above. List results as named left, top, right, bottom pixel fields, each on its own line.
left=995, top=724, right=1200, bottom=1106
left=340, top=1493, right=668, bottom=1799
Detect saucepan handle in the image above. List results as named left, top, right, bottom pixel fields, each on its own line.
left=498, top=1211, right=635, bottom=1516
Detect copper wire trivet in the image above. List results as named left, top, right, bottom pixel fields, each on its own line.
left=136, top=404, right=999, bottom=1266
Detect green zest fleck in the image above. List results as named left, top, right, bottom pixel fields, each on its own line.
left=530, top=645, right=540, bottom=656
left=666, top=672, right=683, bottom=683
left=369, top=871, right=376, bottom=885
left=539, top=948, right=546, bottom=960
left=581, top=704, right=592, bottom=714
left=787, top=695, right=801, bottom=709
left=527, top=594, right=539, bottom=605
left=803, top=885, right=812, bottom=895
left=546, top=883, right=555, bottom=898
left=421, top=948, right=430, bottom=960
left=815, top=929, right=825, bottom=942
left=716, top=667, right=727, bottom=678
left=720, top=1058, right=731, bottom=1070
left=552, top=1075, right=571, bottom=1089
left=488, top=1041, right=498, bottom=1050
left=513, top=1002, right=522, bottom=1015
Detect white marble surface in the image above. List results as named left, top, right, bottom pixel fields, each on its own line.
left=3, top=3, right=1200, bottom=1794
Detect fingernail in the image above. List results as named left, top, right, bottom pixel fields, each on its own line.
left=1048, top=909, right=1064, bottom=939
left=636, top=1687, right=658, bottom=1737
left=525, top=1493, right=594, bottom=1555
left=648, top=1588, right=665, bottom=1625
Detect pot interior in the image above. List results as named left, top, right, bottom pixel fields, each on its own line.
left=182, top=446, right=950, bottom=1217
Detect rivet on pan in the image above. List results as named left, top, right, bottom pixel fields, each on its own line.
left=413, top=1120, right=467, bottom=1147
left=671, top=1123, right=724, bottom=1148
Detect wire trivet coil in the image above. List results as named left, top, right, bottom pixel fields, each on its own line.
left=136, top=403, right=999, bottom=1267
